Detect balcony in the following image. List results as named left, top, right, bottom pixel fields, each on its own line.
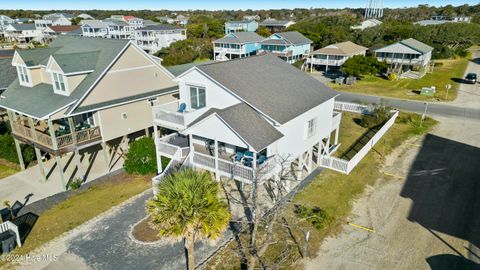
left=11, top=120, right=102, bottom=154
left=152, top=101, right=209, bottom=131
left=306, top=57, right=346, bottom=67
left=213, top=47, right=245, bottom=54
left=259, top=49, right=293, bottom=57
left=136, top=35, right=156, bottom=41
left=376, top=57, right=424, bottom=66
left=156, top=133, right=279, bottom=184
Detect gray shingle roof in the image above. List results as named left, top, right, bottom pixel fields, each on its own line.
left=9, top=24, right=36, bottom=31
left=213, top=32, right=264, bottom=44
left=259, top=19, right=292, bottom=27
left=227, top=20, right=255, bottom=24
left=0, top=36, right=131, bottom=118
left=274, top=31, right=312, bottom=45
left=53, top=51, right=99, bottom=73
left=189, top=103, right=284, bottom=151
left=400, top=38, right=434, bottom=54
left=16, top=47, right=60, bottom=66
left=137, top=24, right=184, bottom=31
left=166, top=60, right=214, bottom=77
left=197, top=54, right=338, bottom=124
left=0, top=58, right=17, bottom=89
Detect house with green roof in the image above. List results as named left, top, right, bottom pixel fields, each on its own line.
left=374, top=38, right=434, bottom=76
left=0, top=36, right=178, bottom=189
left=212, top=32, right=264, bottom=61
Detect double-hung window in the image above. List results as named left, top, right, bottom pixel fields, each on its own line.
left=17, top=66, right=30, bottom=85
left=52, top=72, right=67, bottom=93
left=306, top=118, right=317, bottom=139
left=189, top=86, right=206, bottom=109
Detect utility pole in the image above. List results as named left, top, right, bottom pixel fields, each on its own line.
left=445, top=83, right=451, bottom=100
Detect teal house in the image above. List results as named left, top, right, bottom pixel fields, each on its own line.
left=259, top=31, right=312, bottom=64
left=224, top=20, right=258, bottom=34
left=213, top=32, right=264, bottom=61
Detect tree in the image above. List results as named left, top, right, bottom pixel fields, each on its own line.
left=155, top=38, right=212, bottom=66
left=147, top=169, right=230, bottom=270
left=341, top=55, right=388, bottom=77
left=123, top=137, right=157, bottom=175
left=256, top=26, right=271, bottom=37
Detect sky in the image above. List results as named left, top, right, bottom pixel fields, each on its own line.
left=0, top=0, right=476, bottom=10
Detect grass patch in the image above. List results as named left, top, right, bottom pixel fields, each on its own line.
left=205, top=111, right=437, bottom=269
left=330, top=56, right=470, bottom=101
left=0, top=159, right=19, bottom=180
left=0, top=173, right=152, bottom=266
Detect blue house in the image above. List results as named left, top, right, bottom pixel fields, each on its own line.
left=224, top=20, right=258, bottom=34
left=213, top=32, right=264, bottom=61
left=259, top=31, right=312, bottom=64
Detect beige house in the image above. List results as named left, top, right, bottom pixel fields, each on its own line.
left=305, top=41, right=368, bottom=73
left=0, top=36, right=178, bottom=189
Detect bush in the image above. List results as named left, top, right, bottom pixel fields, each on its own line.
left=294, top=204, right=333, bottom=231
left=0, top=121, right=36, bottom=165
left=341, top=55, right=388, bottom=77
left=124, top=137, right=158, bottom=175
left=359, top=105, right=392, bottom=129
left=68, top=178, right=82, bottom=190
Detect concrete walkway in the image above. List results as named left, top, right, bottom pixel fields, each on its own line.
left=0, top=146, right=124, bottom=206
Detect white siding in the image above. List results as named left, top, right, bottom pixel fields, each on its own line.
left=178, top=69, right=241, bottom=111
left=270, top=98, right=335, bottom=158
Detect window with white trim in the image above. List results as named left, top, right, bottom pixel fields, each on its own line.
left=52, top=72, right=67, bottom=93
left=17, top=66, right=31, bottom=86
left=189, top=86, right=206, bottom=109
left=306, top=118, right=317, bottom=139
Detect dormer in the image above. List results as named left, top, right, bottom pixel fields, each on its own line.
left=12, top=51, right=33, bottom=87
left=46, top=52, right=97, bottom=96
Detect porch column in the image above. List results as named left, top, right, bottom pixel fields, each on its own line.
left=101, top=141, right=111, bottom=173
left=252, top=151, right=257, bottom=181
left=325, top=55, right=329, bottom=73
left=48, top=118, right=66, bottom=189
left=153, top=125, right=159, bottom=140
left=188, top=134, right=194, bottom=164
left=316, top=142, right=322, bottom=164
left=68, top=117, right=84, bottom=181
left=307, top=148, right=313, bottom=173
left=334, top=128, right=339, bottom=145
left=214, top=139, right=219, bottom=181
left=144, top=127, right=150, bottom=137
left=7, top=110, right=25, bottom=170
left=28, top=117, right=46, bottom=181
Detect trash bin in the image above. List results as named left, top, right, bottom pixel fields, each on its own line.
left=0, top=230, right=17, bottom=254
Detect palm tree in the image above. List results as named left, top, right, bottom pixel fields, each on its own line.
left=147, top=169, right=231, bottom=270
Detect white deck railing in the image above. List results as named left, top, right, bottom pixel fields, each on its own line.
left=319, top=109, right=399, bottom=174
left=0, top=220, right=22, bottom=248
left=334, top=101, right=371, bottom=114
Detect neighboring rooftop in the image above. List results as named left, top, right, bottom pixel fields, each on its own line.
left=137, top=24, right=184, bottom=31
left=166, top=60, right=214, bottom=77
left=196, top=54, right=338, bottom=124
left=7, top=23, right=36, bottom=31
left=48, top=25, right=81, bottom=33
left=375, top=38, right=434, bottom=54
left=0, top=36, right=131, bottom=118
left=259, top=19, right=293, bottom=26
left=312, top=41, right=368, bottom=56
left=272, top=31, right=312, bottom=45
left=227, top=20, right=256, bottom=24
left=0, top=51, right=16, bottom=89
left=213, top=32, right=264, bottom=44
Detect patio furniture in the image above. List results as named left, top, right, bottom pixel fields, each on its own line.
left=257, top=154, right=267, bottom=165
left=218, top=143, right=226, bottom=155
left=178, top=103, right=187, bottom=113
left=234, top=152, right=244, bottom=162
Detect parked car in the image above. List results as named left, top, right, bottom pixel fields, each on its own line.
left=464, top=73, right=477, bottom=84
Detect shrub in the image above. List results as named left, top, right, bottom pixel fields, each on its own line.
left=68, top=178, right=82, bottom=190
left=359, top=105, right=392, bottom=129
left=0, top=121, right=36, bottom=165
left=294, top=204, right=333, bottom=231
left=124, top=137, right=157, bottom=175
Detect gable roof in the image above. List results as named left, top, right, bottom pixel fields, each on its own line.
left=137, top=24, right=184, bottom=31
left=400, top=38, right=434, bottom=54
left=260, top=31, right=312, bottom=46
left=213, top=32, right=264, bottom=44
left=51, top=51, right=99, bottom=73
left=195, top=54, right=338, bottom=124
left=188, top=103, right=284, bottom=151
left=226, top=20, right=256, bottom=24
left=81, top=20, right=109, bottom=29
left=312, top=41, right=368, bottom=56
left=8, top=24, right=36, bottom=31
left=259, top=19, right=293, bottom=27
left=166, top=60, right=214, bottom=77
left=48, top=25, right=81, bottom=33
left=0, top=36, right=132, bottom=118
left=0, top=58, right=17, bottom=89
left=375, top=38, right=433, bottom=54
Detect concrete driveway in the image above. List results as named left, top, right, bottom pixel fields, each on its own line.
left=450, top=49, right=480, bottom=109
left=303, top=116, right=480, bottom=270
left=0, top=145, right=124, bottom=206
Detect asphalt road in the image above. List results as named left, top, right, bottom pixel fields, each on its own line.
left=337, top=92, right=480, bottom=121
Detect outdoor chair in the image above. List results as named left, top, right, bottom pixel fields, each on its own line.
left=178, top=103, right=187, bottom=113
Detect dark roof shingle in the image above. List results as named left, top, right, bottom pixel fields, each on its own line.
left=197, top=54, right=337, bottom=124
